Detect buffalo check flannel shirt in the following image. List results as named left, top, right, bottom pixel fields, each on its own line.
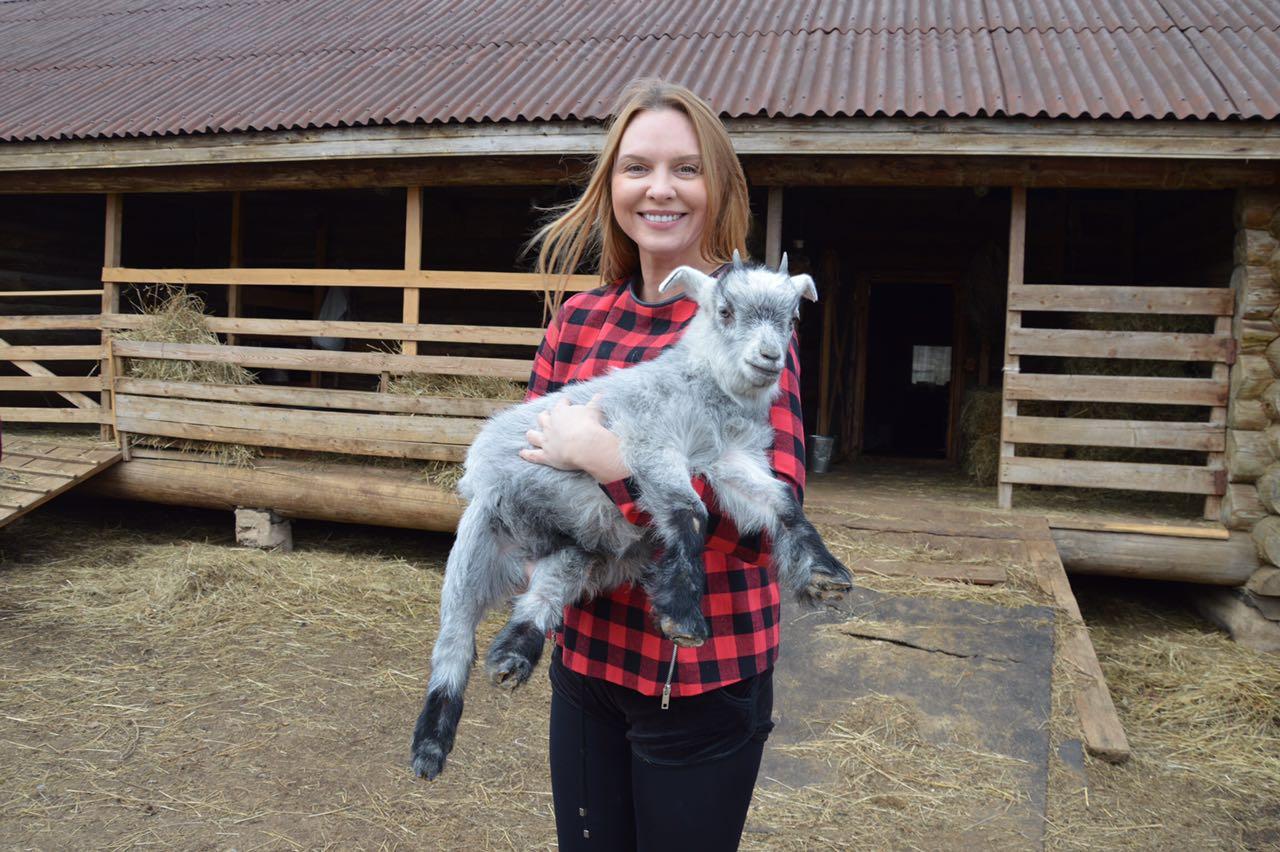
left=525, top=276, right=806, bottom=697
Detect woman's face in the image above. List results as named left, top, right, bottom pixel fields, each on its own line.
left=611, top=108, right=709, bottom=271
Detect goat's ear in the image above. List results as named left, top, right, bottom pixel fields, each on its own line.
left=659, top=266, right=717, bottom=303
left=792, top=273, right=818, bottom=303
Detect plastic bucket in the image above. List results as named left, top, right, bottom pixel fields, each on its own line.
left=807, top=434, right=834, bottom=473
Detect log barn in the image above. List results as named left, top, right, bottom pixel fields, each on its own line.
left=1, top=0, right=1279, bottom=625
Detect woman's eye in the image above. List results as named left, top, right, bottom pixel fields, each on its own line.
left=623, top=163, right=647, bottom=175
left=676, top=164, right=700, bottom=177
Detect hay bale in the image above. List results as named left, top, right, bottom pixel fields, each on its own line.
left=959, top=387, right=1002, bottom=485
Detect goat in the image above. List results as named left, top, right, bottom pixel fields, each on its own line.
left=411, top=253, right=854, bottom=779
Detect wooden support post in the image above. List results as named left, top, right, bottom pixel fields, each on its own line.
left=227, top=191, right=242, bottom=345
left=101, top=193, right=122, bottom=439
left=403, top=187, right=423, bottom=356
left=1205, top=313, right=1231, bottom=520
left=998, top=187, right=1027, bottom=509
left=765, top=187, right=783, bottom=269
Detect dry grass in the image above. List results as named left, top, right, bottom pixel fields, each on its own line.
left=959, top=387, right=1002, bottom=486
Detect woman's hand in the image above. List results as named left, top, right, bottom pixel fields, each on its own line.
left=520, top=395, right=632, bottom=483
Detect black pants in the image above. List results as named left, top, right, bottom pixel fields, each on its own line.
left=548, top=648, right=774, bottom=851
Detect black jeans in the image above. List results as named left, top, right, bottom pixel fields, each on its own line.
left=548, top=647, right=774, bottom=851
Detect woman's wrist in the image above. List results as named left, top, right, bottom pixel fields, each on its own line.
left=578, top=426, right=631, bottom=483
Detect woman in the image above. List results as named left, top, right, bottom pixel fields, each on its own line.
left=521, top=79, right=805, bottom=851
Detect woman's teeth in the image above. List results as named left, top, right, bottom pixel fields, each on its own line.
left=641, top=212, right=682, bottom=223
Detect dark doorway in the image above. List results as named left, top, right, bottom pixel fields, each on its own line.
left=861, top=282, right=955, bottom=458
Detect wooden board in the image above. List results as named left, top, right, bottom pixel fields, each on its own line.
left=0, top=315, right=103, bottom=331
left=1001, top=457, right=1224, bottom=495
left=103, top=266, right=598, bottom=293
left=1007, top=327, right=1235, bottom=362
left=103, top=314, right=546, bottom=346
left=0, top=439, right=121, bottom=528
left=1022, top=523, right=1131, bottom=763
left=1004, top=373, right=1227, bottom=406
left=1007, top=285, right=1234, bottom=316
left=1002, top=416, right=1226, bottom=451
left=0, top=407, right=108, bottom=424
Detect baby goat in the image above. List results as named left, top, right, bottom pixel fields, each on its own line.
left=411, top=254, right=853, bottom=780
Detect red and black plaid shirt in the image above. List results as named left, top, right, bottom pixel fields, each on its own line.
left=526, top=276, right=806, bottom=697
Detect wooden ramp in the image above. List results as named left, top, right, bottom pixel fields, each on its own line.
left=0, top=437, right=122, bottom=529
left=807, top=494, right=1131, bottom=763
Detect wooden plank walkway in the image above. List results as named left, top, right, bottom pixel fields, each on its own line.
left=0, top=437, right=122, bottom=529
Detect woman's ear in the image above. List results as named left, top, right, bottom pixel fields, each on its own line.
left=658, top=266, right=718, bottom=304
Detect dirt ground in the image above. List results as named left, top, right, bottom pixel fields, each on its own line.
left=1, top=497, right=1277, bottom=851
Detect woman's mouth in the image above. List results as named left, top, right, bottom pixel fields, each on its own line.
left=640, top=211, right=685, bottom=226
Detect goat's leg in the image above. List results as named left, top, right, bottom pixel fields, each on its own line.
left=706, top=451, right=853, bottom=605
left=412, top=504, right=520, bottom=780
left=485, top=546, right=595, bottom=690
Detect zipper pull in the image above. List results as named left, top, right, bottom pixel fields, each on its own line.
left=660, top=644, right=678, bottom=710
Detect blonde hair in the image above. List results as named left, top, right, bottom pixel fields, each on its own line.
left=532, top=79, right=750, bottom=309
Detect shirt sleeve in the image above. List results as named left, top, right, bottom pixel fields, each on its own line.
left=525, top=308, right=562, bottom=401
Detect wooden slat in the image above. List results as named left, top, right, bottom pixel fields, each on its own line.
left=0, top=459, right=79, bottom=479
left=102, top=314, right=545, bottom=346
left=115, top=394, right=483, bottom=445
left=0, top=407, right=108, bottom=423
left=113, top=377, right=513, bottom=418
left=102, top=266, right=599, bottom=293
left=1007, top=327, right=1235, bottom=362
left=0, top=376, right=103, bottom=391
left=1004, top=373, right=1227, bottom=406
left=0, top=315, right=102, bottom=330
left=1047, top=517, right=1230, bottom=540
left=0, top=439, right=122, bottom=529
left=850, top=559, right=1006, bottom=585
left=0, top=290, right=104, bottom=298
left=2, top=443, right=118, bottom=463
left=114, top=414, right=466, bottom=462
left=998, top=187, right=1027, bottom=509
left=0, top=336, right=101, bottom=410
left=1008, top=285, right=1233, bottom=316
left=1003, top=416, right=1225, bottom=451
left=111, top=339, right=531, bottom=380
left=0, top=345, right=102, bottom=360
left=1001, top=457, right=1223, bottom=495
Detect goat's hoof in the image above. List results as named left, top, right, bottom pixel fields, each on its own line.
left=658, top=614, right=708, bottom=648
left=802, top=561, right=855, bottom=604
left=411, top=740, right=447, bottom=780
left=484, top=621, right=545, bottom=690
left=485, top=649, right=536, bottom=690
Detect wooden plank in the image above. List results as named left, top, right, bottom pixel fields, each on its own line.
left=114, top=377, right=513, bottom=418
left=111, top=339, right=532, bottom=380
left=1047, top=517, right=1229, bottom=540
left=1003, top=416, right=1225, bottom=451
left=404, top=186, right=423, bottom=357
left=1007, top=327, right=1235, bottom=362
left=102, top=266, right=599, bottom=292
left=0, top=376, right=103, bottom=392
left=2, top=443, right=117, bottom=463
left=0, top=315, right=102, bottom=330
left=808, top=506, right=1033, bottom=541
left=1004, top=373, right=1227, bottom=406
left=1008, top=285, right=1233, bottom=316
left=0, top=407, right=107, bottom=423
left=0, top=345, right=102, bottom=361
left=103, top=314, right=545, bottom=346
left=998, top=186, right=1027, bottom=509
left=0, top=443, right=122, bottom=529
left=850, top=559, right=1006, bottom=585
left=0, top=290, right=104, bottom=298
left=765, top=187, right=783, bottom=268
left=0, top=336, right=101, bottom=410
left=115, top=394, right=484, bottom=445
left=1001, top=457, right=1223, bottom=495
left=1024, top=530, right=1130, bottom=762
left=114, top=414, right=466, bottom=462
left=0, top=459, right=81, bottom=479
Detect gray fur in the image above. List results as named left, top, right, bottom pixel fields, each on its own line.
left=411, top=260, right=854, bottom=780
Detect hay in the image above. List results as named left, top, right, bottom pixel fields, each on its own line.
left=959, top=387, right=1002, bottom=486
left=112, top=287, right=259, bottom=467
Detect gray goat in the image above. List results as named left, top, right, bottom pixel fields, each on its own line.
left=411, top=254, right=854, bottom=780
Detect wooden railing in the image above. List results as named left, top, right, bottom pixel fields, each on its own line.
left=0, top=312, right=107, bottom=425
left=998, top=282, right=1234, bottom=518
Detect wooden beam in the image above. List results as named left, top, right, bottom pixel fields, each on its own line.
left=765, top=187, right=783, bottom=268
left=102, top=266, right=597, bottom=292
left=0, top=407, right=108, bottom=423
left=102, top=192, right=122, bottom=439
left=0, top=289, right=104, bottom=298
left=103, top=314, right=544, bottom=346
left=1052, top=527, right=1257, bottom=584
left=1008, top=285, right=1234, bottom=315
left=1007, top=327, right=1235, bottom=362
left=0, top=315, right=102, bottom=331
left=0, top=345, right=103, bottom=360
left=403, top=186, right=423, bottom=356
left=998, top=186, right=1026, bottom=509
left=1004, top=373, right=1228, bottom=406
left=0, top=377, right=104, bottom=392
left=1003, top=416, right=1226, bottom=451
left=1001, top=457, right=1224, bottom=495
left=227, top=190, right=242, bottom=345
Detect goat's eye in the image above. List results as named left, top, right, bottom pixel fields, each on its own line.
left=718, top=305, right=733, bottom=321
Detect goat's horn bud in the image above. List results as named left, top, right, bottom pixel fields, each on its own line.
left=732, top=249, right=744, bottom=270
left=779, top=252, right=789, bottom=276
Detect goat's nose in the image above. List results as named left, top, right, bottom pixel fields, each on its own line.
left=759, top=345, right=782, bottom=362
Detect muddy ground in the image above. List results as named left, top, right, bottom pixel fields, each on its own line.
left=0, top=498, right=1276, bottom=850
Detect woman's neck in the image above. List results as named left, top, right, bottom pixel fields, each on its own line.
left=637, top=253, right=721, bottom=302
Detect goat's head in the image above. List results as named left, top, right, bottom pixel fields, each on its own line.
left=659, top=251, right=817, bottom=400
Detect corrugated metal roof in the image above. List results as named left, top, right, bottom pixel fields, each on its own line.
left=0, top=0, right=1277, bottom=143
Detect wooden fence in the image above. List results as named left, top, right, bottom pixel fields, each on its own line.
left=998, top=187, right=1235, bottom=519
left=0, top=308, right=108, bottom=426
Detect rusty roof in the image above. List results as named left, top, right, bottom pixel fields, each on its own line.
left=0, top=0, right=1277, bottom=143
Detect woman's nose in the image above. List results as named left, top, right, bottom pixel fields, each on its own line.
left=645, top=169, right=676, bottom=200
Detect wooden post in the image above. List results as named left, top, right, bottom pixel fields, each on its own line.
left=101, top=193, right=123, bottom=440
left=765, top=187, right=783, bottom=269
left=998, top=187, right=1028, bottom=509
left=227, top=191, right=242, bottom=346
left=403, top=187, right=423, bottom=356
left=1205, top=312, right=1231, bottom=520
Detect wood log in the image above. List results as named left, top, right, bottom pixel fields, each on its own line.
left=1191, top=588, right=1280, bottom=652
left=1257, top=464, right=1280, bottom=514
left=81, top=456, right=465, bottom=532
left=1271, top=247, right=1280, bottom=288
left=1246, top=566, right=1280, bottom=596
left=1267, top=337, right=1280, bottom=377
left=1245, top=590, right=1280, bottom=620
left=1272, top=207, right=1280, bottom=241
left=1268, top=424, right=1280, bottom=458
left=1229, top=398, right=1270, bottom=431
left=1239, top=318, right=1278, bottom=354
left=1235, top=191, right=1280, bottom=230
left=1231, top=355, right=1272, bottom=401
left=1231, top=265, right=1280, bottom=321
left=1252, top=515, right=1280, bottom=568
left=1052, top=528, right=1258, bottom=585
left=1235, top=229, right=1279, bottom=267
left=1227, top=429, right=1273, bottom=482
left=1221, top=483, right=1267, bottom=530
